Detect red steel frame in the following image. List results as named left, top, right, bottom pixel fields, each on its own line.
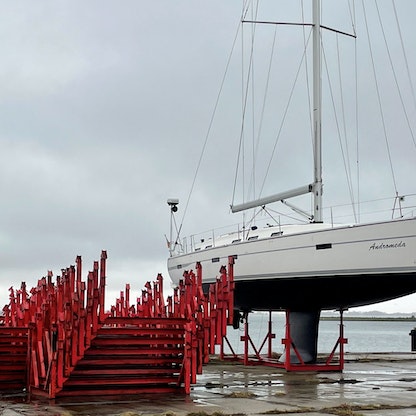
left=221, top=309, right=348, bottom=371
left=1, top=252, right=236, bottom=397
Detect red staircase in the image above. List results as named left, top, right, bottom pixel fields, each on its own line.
left=0, top=327, right=29, bottom=391
left=0, top=251, right=235, bottom=398
left=58, top=317, right=188, bottom=396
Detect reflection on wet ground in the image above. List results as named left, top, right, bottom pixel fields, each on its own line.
left=1, top=353, right=416, bottom=416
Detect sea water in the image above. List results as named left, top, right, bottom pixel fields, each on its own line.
left=222, top=312, right=416, bottom=355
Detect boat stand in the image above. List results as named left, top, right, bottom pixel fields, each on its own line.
left=221, top=309, right=348, bottom=372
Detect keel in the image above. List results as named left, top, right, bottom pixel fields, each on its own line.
left=280, top=310, right=321, bottom=364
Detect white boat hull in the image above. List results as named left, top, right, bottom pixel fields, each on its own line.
left=167, top=217, right=416, bottom=311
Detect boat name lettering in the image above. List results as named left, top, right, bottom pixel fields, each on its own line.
left=369, top=241, right=406, bottom=251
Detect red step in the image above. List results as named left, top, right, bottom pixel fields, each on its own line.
left=56, top=317, right=187, bottom=397
left=0, top=327, right=28, bottom=391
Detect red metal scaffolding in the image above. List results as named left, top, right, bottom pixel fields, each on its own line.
left=0, top=251, right=235, bottom=398
left=221, top=309, right=347, bottom=371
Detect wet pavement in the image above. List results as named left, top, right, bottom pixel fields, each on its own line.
left=1, top=353, right=416, bottom=416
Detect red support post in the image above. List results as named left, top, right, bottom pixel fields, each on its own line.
left=78, top=281, right=86, bottom=358
left=85, top=271, right=94, bottom=347
left=99, top=250, right=107, bottom=322
left=125, top=284, right=130, bottom=315
left=157, top=273, right=165, bottom=317
left=91, top=261, right=100, bottom=335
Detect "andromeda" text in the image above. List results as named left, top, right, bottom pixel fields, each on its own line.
left=369, top=241, right=406, bottom=250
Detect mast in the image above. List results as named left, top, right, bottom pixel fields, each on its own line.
left=231, top=0, right=325, bottom=218
left=312, top=0, right=323, bottom=222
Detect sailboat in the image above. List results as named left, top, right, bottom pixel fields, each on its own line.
left=167, top=0, right=416, bottom=362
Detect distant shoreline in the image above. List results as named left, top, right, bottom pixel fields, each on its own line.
left=321, top=316, right=416, bottom=322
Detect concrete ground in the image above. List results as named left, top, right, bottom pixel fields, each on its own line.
left=1, top=353, right=416, bottom=416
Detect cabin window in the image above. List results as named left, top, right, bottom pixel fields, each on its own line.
left=176, top=264, right=182, bottom=269
left=271, top=231, right=283, bottom=237
left=212, top=257, right=220, bottom=263
left=205, top=245, right=212, bottom=249
left=248, top=235, right=258, bottom=241
left=232, top=239, right=241, bottom=243
left=195, top=248, right=201, bottom=251
left=316, top=243, right=332, bottom=250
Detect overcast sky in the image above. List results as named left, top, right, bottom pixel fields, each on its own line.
left=1, top=1, right=416, bottom=314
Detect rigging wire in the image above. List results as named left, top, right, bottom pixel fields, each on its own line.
left=322, top=39, right=358, bottom=223
left=392, top=0, right=416, bottom=143
left=321, top=0, right=359, bottom=224
left=361, top=0, right=399, bottom=200
left=232, top=2, right=257, bottom=211
left=246, top=19, right=279, bottom=203
left=377, top=0, right=416, bottom=149
left=234, top=1, right=363, bottom=225
left=352, top=0, right=360, bottom=223
left=264, top=206, right=310, bottom=224
left=175, top=0, right=414, bottom=243
left=373, top=0, right=416, bottom=218
left=258, top=30, right=313, bottom=198
left=234, top=1, right=315, bottom=220
left=175, top=4, right=246, bottom=242
left=336, top=33, right=356, bottom=222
